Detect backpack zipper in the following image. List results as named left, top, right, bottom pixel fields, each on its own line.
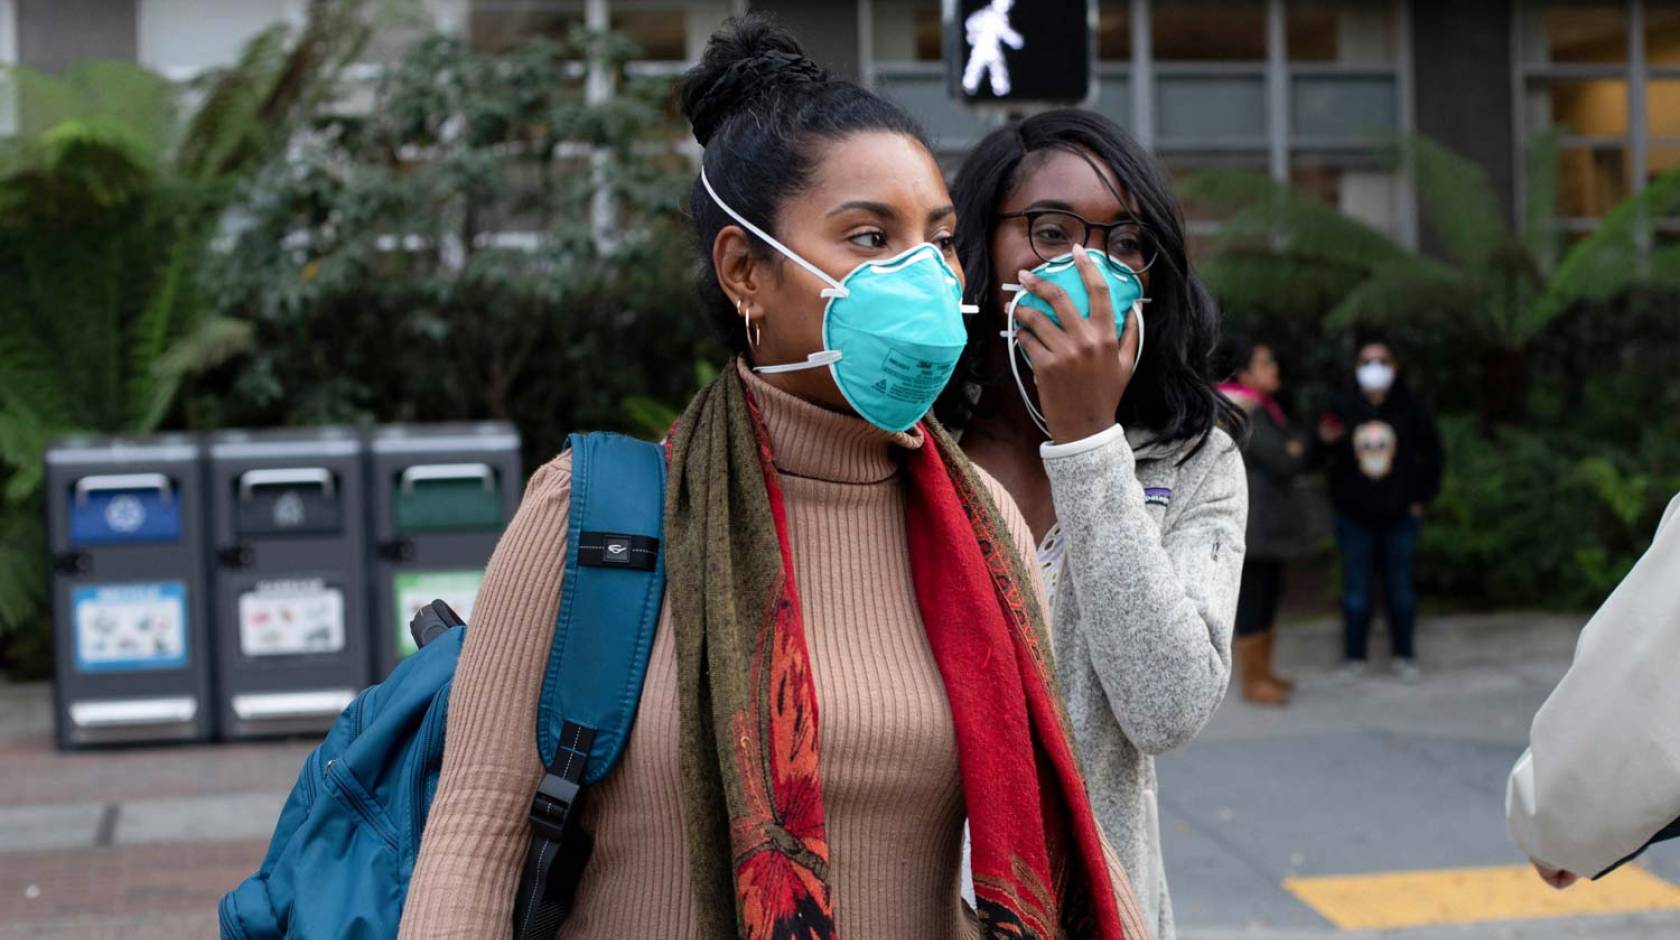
left=407, top=685, right=451, bottom=856
left=299, top=749, right=322, bottom=804
left=326, top=758, right=399, bottom=852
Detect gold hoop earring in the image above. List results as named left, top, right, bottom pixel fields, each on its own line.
left=738, top=298, right=761, bottom=349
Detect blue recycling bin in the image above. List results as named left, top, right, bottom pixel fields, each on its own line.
left=46, top=435, right=214, bottom=747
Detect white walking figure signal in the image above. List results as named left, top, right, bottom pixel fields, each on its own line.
left=962, top=0, right=1024, bottom=97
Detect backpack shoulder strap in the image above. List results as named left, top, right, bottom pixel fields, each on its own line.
left=513, top=431, right=666, bottom=939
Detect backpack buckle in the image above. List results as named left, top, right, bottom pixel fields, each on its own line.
left=530, top=772, right=581, bottom=843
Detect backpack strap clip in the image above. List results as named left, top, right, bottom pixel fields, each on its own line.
left=529, top=722, right=594, bottom=843
left=511, top=433, right=665, bottom=939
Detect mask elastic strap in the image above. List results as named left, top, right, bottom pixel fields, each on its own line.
left=700, top=166, right=850, bottom=299
left=1000, top=288, right=1148, bottom=440
left=753, top=349, right=844, bottom=375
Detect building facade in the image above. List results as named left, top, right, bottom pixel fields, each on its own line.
left=3, top=0, right=1677, bottom=249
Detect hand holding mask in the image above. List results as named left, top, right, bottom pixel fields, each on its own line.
left=1002, top=246, right=1146, bottom=443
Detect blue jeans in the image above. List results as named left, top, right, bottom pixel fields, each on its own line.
left=1334, top=513, right=1420, bottom=662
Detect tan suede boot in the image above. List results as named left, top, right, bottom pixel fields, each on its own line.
left=1261, top=629, right=1295, bottom=692
left=1237, top=634, right=1290, bottom=705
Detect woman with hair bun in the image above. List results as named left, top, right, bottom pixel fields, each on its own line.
left=401, top=15, right=1144, bottom=939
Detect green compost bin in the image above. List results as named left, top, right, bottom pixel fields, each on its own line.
left=393, top=463, right=503, bottom=534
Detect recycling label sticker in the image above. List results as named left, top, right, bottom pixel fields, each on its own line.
left=394, top=570, right=484, bottom=657
left=239, top=579, right=346, bottom=657
left=104, top=495, right=147, bottom=533
left=73, top=582, right=189, bottom=672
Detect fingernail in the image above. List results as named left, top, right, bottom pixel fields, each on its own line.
left=1017, top=269, right=1035, bottom=283
left=1073, top=244, right=1087, bottom=257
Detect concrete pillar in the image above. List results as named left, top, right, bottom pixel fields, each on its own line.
left=1410, top=0, right=1517, bottom=225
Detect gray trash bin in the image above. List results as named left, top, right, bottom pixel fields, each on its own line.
left=368, top=423, right=521, bottom=677
left=46, top=434, right=213, bottom=748
left=207, top=428, right=371, bottom=739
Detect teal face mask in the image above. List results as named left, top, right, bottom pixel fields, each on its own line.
left=1007, top=249, right=1144, bottom=336
left=702, top=168, right=975, bottom=433
left=1002, top=250, right=1148, bottom=438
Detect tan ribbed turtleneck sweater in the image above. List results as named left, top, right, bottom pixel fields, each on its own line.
left=400, top=365, right=1047, bottom=938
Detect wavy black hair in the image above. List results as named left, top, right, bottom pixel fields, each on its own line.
left=678, top=14, right=930, bottom=358
left=934, top=109, right=1243, bottom=455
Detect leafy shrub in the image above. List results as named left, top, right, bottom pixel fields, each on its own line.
left=195, top=31, right=721, bottom=472
left=1417, top=416, right=1679, bottom=608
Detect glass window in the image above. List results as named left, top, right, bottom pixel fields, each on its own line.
left=1291, top=162, right=1403, bottom=236
left=871, top=0, right=941, bottom=62
left=1291, top=75, right=1399, bottom=139
left=1556, top=146, right=1630, bottom=217
left=1645, top=8, right=1680, bottom=66
left=1091, top=74, right=1132, bottom=130
left=1166, top=159, right=1268, bottom=260
left=1097, top=2, right=1131, bottom=61
left=470, top=7, right=583, bottom=54
left=1152, top=0, right=1266, bottom=61
left=1651, top=146, right=1680, bottom=183
left=914, top=7, right=942, bottom=60
left=1527, top=78, right=1629, bottom=138
left=1156, top=75, right=1267, bottom=142
left=469, top=3, right=693, bottom=60
left=138, top=0, right=285, bottom=75
left=1651, top=79, right=1680, bottom=139
left=1519, top=3, right=1627, bottom=65
left=875, top=70, right=995, bottom=153
left=611, top=11, right=687, bottom=61
left=1287, top=1, right=1397, bottom=65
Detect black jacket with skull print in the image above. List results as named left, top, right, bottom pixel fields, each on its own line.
left=1322, top=378, right=1444, bottom=527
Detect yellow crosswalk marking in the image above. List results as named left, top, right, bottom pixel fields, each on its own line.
left=1284, top=864, right=1680, bottom=930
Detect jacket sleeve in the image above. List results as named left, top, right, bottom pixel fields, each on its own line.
left=1412, top=406, right=1445, bottom=506
left=401, top=454, right=574, bottom=937
left=1243, top=415, right=1308, bottom=482
left=1041, top=425, right=1247, bottom=755
left=1505, top=493, right=1680, bottom=877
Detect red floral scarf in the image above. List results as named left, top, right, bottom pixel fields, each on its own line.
left=664, top=364, right=1125, bottom=939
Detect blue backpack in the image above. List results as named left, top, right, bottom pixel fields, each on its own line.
left=220, top=433, right=667, bottom=939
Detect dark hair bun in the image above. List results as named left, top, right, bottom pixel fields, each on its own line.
left=680, top=14, right=827, bottom=148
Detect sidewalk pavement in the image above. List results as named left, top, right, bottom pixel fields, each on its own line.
left=0, top=682, right=310, bottom=938
left=1160, top=610, right=1680, bottom=940
left=2, top=610, right=1677, bottom=938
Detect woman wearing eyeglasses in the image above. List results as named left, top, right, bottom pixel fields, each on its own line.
left=936, top=109, right=1247, bottom=940
left=1317, top=336, right=1443, bottom=684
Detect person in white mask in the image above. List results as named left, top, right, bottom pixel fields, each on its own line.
left=1317, top=338, right=1443, bottom=683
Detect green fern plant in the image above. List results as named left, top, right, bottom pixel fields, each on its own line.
left=1181, top=131, right=1680, bottom=427
left=0, top=1, right=373, bottom=671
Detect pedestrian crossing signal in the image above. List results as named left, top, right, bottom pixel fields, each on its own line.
left=948, top=0, right=1093, bottom=106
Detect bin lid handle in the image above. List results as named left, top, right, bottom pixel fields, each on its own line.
left=238, top=467, right=336, bottom=499
left=400, top=463, right=494, bottom=493
left=74, top=473, right=172, bottom=507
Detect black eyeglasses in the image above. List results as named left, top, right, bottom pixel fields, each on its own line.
left=1000, top=209, right=1158, bottom=272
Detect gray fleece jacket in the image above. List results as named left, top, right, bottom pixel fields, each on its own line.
left=1040, top=423, right=1248, bottom=940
